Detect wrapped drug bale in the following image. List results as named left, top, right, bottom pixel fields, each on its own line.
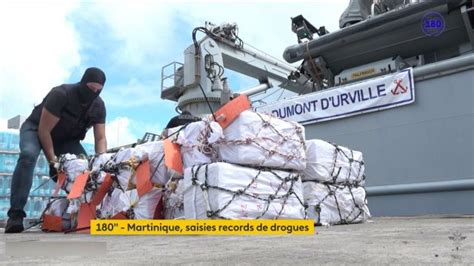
left=96, top=189, right=129, bottom=219
left=91, top=153, right=114, bottom=172
left=112, top=147, right=148, bottom=190
left=60, top=153, right=114, bottom=197
left=97, top=188, right=162, bottom=219
left=67, top=191, right=94, bottom=213
left=304, top=139, right=365, bottom=185
left=41, top=198, right=73, bottom=232
left=217, top=111, right=306, bottom=171
left=124, top=188, right=163, bottom=219
left=135, top=141, right=179, bottom=185
left=53, top=163, right=99, bottom=229
left=164, top=178, right=185, bottom=219
left=183, top=162, right=306, bottom=220
left=44, top=198, right=69, bottom=217
left=176, top=120, right=223, bottom=169
left=57, top=154, right=89, bottom=193
left=164, top=125, right=187, bottom=140
left=303, top=181, right=370, bottom=225
left=111, top=143, right=176, bottom=190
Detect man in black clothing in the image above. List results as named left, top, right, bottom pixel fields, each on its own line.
left=161, top=110, right=201, bottom=138
left=5, top=67, right=108, bottom=233
left=165, top=110, right=201, bottom=129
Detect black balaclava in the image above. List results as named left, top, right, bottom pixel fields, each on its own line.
left=78, top=67, right=106, bottom=104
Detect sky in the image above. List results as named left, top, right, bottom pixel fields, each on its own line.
left=0, top=0, right=347, bottom=148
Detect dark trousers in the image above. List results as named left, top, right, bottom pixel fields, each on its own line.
left=8, top=121, right=87, bottom=218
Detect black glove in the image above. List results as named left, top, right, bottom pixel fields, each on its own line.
left=49, top=163, right=58, bottom=182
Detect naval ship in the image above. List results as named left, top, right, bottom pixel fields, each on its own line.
left=159, top=0, right=473, bottom=217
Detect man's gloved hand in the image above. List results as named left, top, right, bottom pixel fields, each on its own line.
left=49, top=157, right=60, bottom=182
left=49, top=164, right=58, bottom=182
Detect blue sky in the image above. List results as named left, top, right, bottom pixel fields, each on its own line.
left=0, top=0, right=346, bottom=148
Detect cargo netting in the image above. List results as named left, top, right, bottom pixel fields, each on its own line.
left=185, top=162, right=307, bottom=220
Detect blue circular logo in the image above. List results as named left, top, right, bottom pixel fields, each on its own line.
left=422, top=11, right=445, bottom=37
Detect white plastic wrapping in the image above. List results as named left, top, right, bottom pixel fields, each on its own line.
left=176, top=120, right=223, bottom=169
left=164, top=178, right=185, bottom=219
left=44, top=198, right=69, bottom=217
left=98, top=188, right=162, bottom=219
left=98, top=189, right=129, bottom=218
left=42, top=198, right=72, bottom=230
left=91, top=153, right=114, bottom=172
left=135, top=141, right=177, bottom=185
left=90, top=153, right=115, bottom=184
left=113, top=147, right=148, bottom=190
left=164, top=125, right=185, bottom=140
left=66, top=191, right=94, bottom=215
left=112, top=143, right=175, bottom=189
left=90, top=170, right=109, bottom=185
left=124, top=188, right=163, bottom=219
left=304, top=139, right=365, bottom=185
left=304, top=182, right=370, bottom=225
left=183, top=162, right=306, bottom=220
left=59, top=154, right=89, bottom=193
left=217, top=111, right=306, bottom=171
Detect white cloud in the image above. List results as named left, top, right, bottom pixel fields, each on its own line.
left=90, top=0, right=343, bottom=69
left=83, top=116, right=163, bottom=149
left=132, top=120, right=163, bottom=138
left=83, top=116, right=136, bottom=148
left=86, top=1, right=347, bottom=104
left=0, top=0, right=82, bottom=121
left=105, top=117, right=139, bottom=148
left=81, top=1, right=182, bottom=69
left=0, top=0, right=349, bottom=125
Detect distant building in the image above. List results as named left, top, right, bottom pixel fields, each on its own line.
left=7, top=115, right=26, bottom=130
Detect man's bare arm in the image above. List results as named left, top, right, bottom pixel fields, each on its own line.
left=93, top=123, right=107, bottom=154
left=38, top=108, right=60, bottom=163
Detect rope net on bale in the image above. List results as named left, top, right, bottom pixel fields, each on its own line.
left=303, top=181, right=370, bottom=226
left=302, top=139, right=370, bottom=225
left=183, top=162, right=307, bottom=220
left=56, top=154, right=89, bottom=194
left=216, top=111, right=307, bottom=171
left=37, top=141, right=171, bottom=232
left=175, top=120, right=223, bottom=169
left=163, top=177, right=185, bottom=220
left=304, top=139, right=365, bottom=185
left=40, top=197, right=74, bottom=232
left=97, top=187, right=163, bottom=220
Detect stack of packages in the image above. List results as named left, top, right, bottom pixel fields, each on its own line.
left=95, top=141, right=171, bottom=220
left=38, top=95, right=370, bottom=230
left=41, top=154, right=89, bottom=231
left=41, top=141, right=178, bottom=232
left=302, top=139, right=371, bottom=225
left=168, top=106, right=307, bottom=220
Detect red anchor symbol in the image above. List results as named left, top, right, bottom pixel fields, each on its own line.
left=391, top=79, right=408, bottom=95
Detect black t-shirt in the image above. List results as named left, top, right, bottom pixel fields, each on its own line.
left=27, top=83, right=106, bottom=141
